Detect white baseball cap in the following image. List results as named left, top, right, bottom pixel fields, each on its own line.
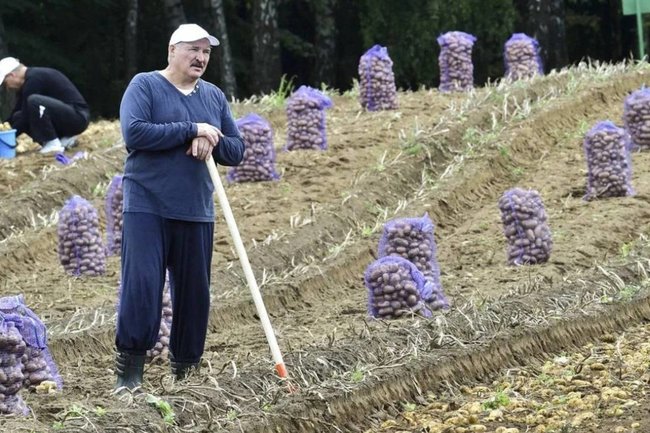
left=0, top=57, right=20, bottom=85
left=169, top=24, right=220, bottom=46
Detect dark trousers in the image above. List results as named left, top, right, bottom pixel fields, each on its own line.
left=116, top=212, right=214, bottom=363
left=24, top=94, right=89, bottom=144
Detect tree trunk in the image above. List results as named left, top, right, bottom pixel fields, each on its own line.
left=606, top=0, right=622, bottom=61
left=163, top=0, right=187, bottom=33
left=252, top=0, right=281, bottom=95
left=0, top=14, right=14, bottom=122
left=124, top=0, right=139, bottom=82
left=0, top=15, right=8, bottom=58
left=514, top=0, right=568, bottom=71
left=313, top=0, right=337, bottom=87
left=207, top=0, right=237, bottom=98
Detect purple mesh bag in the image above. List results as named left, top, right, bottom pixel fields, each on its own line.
left=148, top=283, right=173, bottom=361
left=57, top=195, right=106, bottom=276
left=0, top=318, right=28, bottom=415
left=583, top=121, right=634, bottom=200
left=378, top=214, right=448, bottom=311
left=504, top=33, right=543, bottom=80
left=116, top=271, right=173, bottom=362
left=437, top=31, right=476, bottom=92
left=498, top=188, right=553, bottom=266
left=358, top=44, right=398, bottom=111
left=227, top=113, right=280, bottom=183
left=285, top=86, right=333, bottom=151
left=365, top=256, right=432, bottom=319
left=623, top=87, right=650, bottom=151
left=105, top=174, right=124, bottom=255
left=0, top=295, right=62, bottom=390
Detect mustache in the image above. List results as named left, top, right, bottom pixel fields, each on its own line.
left=191, top=62, right=205, bottom=68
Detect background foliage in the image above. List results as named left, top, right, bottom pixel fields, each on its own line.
left=0, top=0, right=641, bottom=119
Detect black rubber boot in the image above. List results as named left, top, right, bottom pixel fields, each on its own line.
left=170, top=358, right=200, bottom=380
left=114, top=352, right=145, bottom=391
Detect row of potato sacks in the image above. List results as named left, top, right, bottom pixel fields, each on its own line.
left=491, top=92, right=645, bottom=279
left=362, top=189, right=546, bottom=320
left=221, top=32, right=543, bottom=186
left=227, top=32, right=543, bottom=184
left=438, top=31, right=542, bottom=91
left=580, top=84, right=650, bottom=201
left=363, top=121, right=645, bottom=320
left=358, top=32, right=542, bottom=108
left=496, top=118, right=638, bottom=267
left=56, top=180, right=173, bottom=364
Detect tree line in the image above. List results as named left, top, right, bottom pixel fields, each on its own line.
left=0, top=0, right=641, bottom=119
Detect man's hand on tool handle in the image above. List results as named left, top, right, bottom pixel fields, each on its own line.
left=190, top=123, right=224, bottom=161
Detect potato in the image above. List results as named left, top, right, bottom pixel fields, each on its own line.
left=438, top=31, right=477, bottom=92
left=583, top=121, right=634, bottom=200
left=227, top=114, right=280, bottom=183
left=358, top=45, right=398, bottom=111
left=146, top=281, right=173, bottom=362
left=0, top=322, right=28, bottom=414
left=0, top=296, right=62, bottom=391
left=57, top=195, right=107, bottom=276
left=504, top=33, right=543, bottom=80
left=498, top=188, right=553, bottom=265
left=22, top=347, right=56, bottom=390
left=0, top=395, right=28, bottom=415
left=378, top=214, right=448, bottom=312
left=365, top=256, right=431, bottom=319
left=285, top=86, right=332, bottom=151
left=105, top=175, right=124, bottom=255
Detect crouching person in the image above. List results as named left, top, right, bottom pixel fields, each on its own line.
left=0, top=57, right=90, bottom=154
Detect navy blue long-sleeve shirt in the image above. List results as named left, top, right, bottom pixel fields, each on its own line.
left=119, top=71, right=244, bottom=222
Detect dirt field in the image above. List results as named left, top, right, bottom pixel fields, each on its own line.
left=1, top=62, right=650, bottom=432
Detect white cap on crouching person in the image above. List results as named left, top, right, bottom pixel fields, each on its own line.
left=0, top=57, right=20, bottom=85
left=169, top=24, right=220, bottom=46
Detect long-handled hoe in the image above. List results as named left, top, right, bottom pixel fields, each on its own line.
left=205, top=157, right=292, bottom=386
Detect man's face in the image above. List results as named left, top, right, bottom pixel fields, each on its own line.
left=169, top=39, right=211, bottom=80
left=3, top=72, right=21, bottom=90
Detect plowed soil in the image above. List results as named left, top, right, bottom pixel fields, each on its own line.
left=2, top=63, right=650, bottom=433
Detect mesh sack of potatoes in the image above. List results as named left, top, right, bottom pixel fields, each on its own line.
left=57, top=195, right=106, bottom=276
left=226, top=113, right=280, bottom=182
left=285, top=85, right=333, bottom=151
left=358, top=44, right=398, bottom=111
left=0, top=317, right=28, bottom=415
left=365, top=256, right=434, bottom=319
left=0, top=295, right=62, bottom=391
left=105, top=174, right=124, bottom=256
left=378, top=214, right=448, bottom=311
left=498, top=188, right=553, bottom=266
left=583, top=121, right=634, bottom=200
left=147, top=278, right=173, bottom=362
left=437, top=31, right=476, bottom=92
left=504, top=33, right=543, bottom=80
left=116, top=271, right=173, bottom=362
left=623, top=87, right=650, bottom=151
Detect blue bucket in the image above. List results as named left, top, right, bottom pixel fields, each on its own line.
left=0, top=129, right=17, bottom=159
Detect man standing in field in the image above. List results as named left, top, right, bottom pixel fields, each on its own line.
left=115, top=23, right=244, bottom=391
